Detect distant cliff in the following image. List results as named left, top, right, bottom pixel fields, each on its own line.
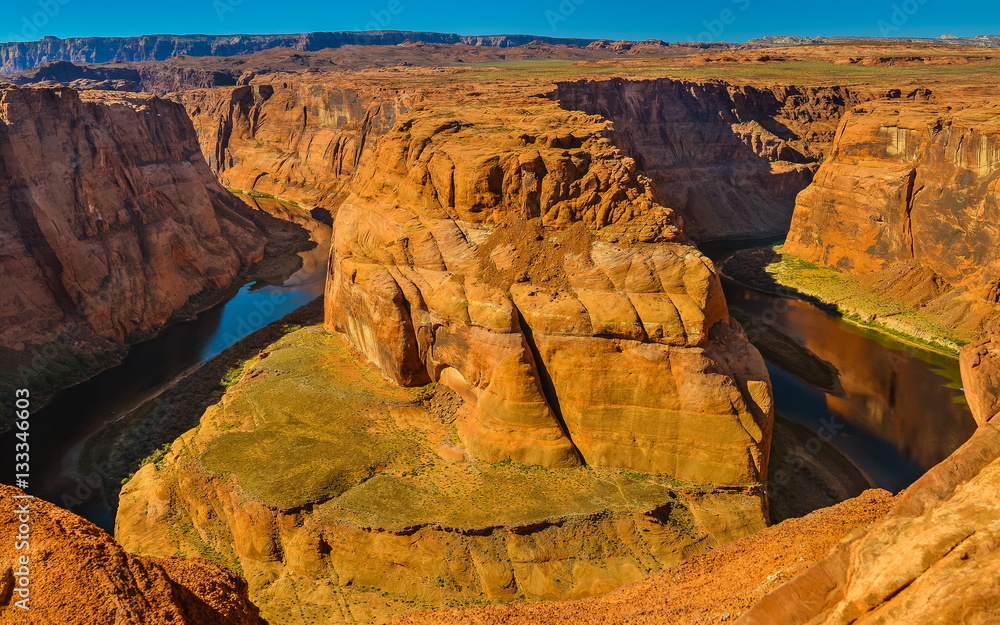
left=556, top=78, right=870, bottom=241
left=0, top=32, right=597, bottom=74
left=0, top=85, right=265, bottom=423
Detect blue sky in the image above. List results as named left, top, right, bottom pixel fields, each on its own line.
left=1, top=0, right=997, bottom=44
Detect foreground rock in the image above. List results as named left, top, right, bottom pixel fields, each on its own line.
left=0, top=85, right=265, bottom=422
left=117, top=325, right=767, bottom=625
left=730, top=322, right=1000, bottom=623
left=0, top=484, right=263, bottom=624
left=393, top=489, right=894, bottom=625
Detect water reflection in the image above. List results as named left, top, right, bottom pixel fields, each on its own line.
left=724, top=278, right=976, bottom=492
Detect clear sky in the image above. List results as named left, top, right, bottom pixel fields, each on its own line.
left=1, top=0, right=997, bottom=44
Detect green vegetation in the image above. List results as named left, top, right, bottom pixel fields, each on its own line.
left=226, top=186, right=301, bottom=207
left=140, top=442, right=173, bottom=469
left=191, top=324, right=705, bottom=529
left=81, top=300, right=325, bottom=515
left=220, top=358, right=253, bottom=388
left=727, top=245, right=967, bottom=355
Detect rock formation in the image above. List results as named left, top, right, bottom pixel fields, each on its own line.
left=117, top=325, right=769, bottom=625
left=735, top=327, right=1000, bottom=623
left=324, top=86, right=773, bottom=484
left=392, top=489, right=895, bottom=625
left=0, top=85, right=265, bottom=409
left=178, top=81, right=403, bottom=209
left=0, top=32, right=600, bottom=75
left=784, top=99, right=1000, bottom=336
left=555, top=79, right=869, bottom=240
left=0, top=484, right=264, bottom=624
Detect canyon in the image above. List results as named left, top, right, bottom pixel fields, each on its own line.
left=0, top=84, right=276, bottom=428
left=1, top=39, right=999, bottom=625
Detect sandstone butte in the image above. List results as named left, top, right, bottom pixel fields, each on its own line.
left=0, top=84, right=268, bottom=421
left=0, top=484, right=264, bottom=624
left=2, top=41, right=1000, bottom=624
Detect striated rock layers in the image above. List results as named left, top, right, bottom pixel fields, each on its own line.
left=736, top=327, right=1000, bottom=624
left=325, top=88, right=774, bottom=485
left=555, top=78, right=870, bottom=240
left=784, top=100, right=1000, bottom=336
left=393, top=489, right=895, bottom=625
left=117, top=325, right=769, bottom=625
left=178, top=81, right=405, bottom=209
left=0, top=32, right=598, bottom=75
left=0, top=85, right=264, bottom=353
left=0, top=484, right=264, bottom=624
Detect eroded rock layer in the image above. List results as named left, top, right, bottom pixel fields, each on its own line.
left=392, top=489, right=895, bottom=625
left=0, top=484, right=264, bottom=624
left=0, top=85, right=264, bottom=352
left=555, top=78, right=871, bottom=240
left=324, top=87, right=773, bottom=485
left=784, top=100, right=1000, bottom=336
left=178, top=82, right=404, bottom=208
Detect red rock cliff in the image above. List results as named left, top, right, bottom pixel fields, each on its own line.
left=178, top=80, right=405, bottom=209
left=0, top=484, right=264, bottom=624
left=0, top=85, right=264, bottom=354
left=784, top=100, right=1000, bottom=333
left=555, top=78, right=869, bottom=241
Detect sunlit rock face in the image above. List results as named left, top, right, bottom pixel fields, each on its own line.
left=0, top=85, right=264, bottom=352
left=325, top=88, right=773, bottom=486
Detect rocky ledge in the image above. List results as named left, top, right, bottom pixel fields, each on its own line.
left=0, top=484, right=264, bottom=624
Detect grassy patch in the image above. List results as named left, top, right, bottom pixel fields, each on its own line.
left=725, top=245, right=968, bottom=355
left=190, top=324, right=703, bottom=528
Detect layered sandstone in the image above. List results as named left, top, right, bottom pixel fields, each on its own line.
left=117, top=325, right=768, bottom=625
left=784, top=100, right=1000, bottom=337
left=178, top=82, right=404, bottom=209
left=555, top=79, right=870, bottom=240
left=0, top=85, right=264, bottom=352
left=393, top=489, right=895, bottom=625
left=0, top=484, right=263, bottom=624
left=324, top=87, right=773, bottom=485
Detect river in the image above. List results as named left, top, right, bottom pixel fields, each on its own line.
left=707, top=241, right=977, bottom=493
left=2, top=198, right=330, bottom=531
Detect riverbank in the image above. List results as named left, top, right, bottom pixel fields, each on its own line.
left=766, top=414, right=872, bottom=522
left=79, top=298, right=325, bottom=520
left=722, top=245, right=975, bottom=356
left=0, top=199, right=314, bottom=433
